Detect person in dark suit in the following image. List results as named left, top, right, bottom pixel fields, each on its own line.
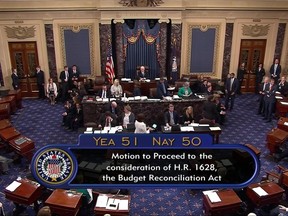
left=237, top=62, right=246, bottom=94
left=69, top=65, right=80, bottom=89
left=59, top=66, right=70, bottom=102
left=97, top=84, right=111, bottom=99
left=277, top=76, right=288, bottom=96
left=156, top=77, right=168, bottom=99
left=225, top=73, right=239, bottom=111
left=257, top=76, right=270, bottom=115
left=105, top=101, right=121, bottom=123
left=270, top=58, right=281, bottom=82
left=70, top=103, right=83, bottom=131
left=200, top=80, right=208, bottom=93
left=35, top=66, right=45, bottom=99
left=264, top=78, right=277, bottom=122
left=98, top=111, right=117, bottom=128
left=136, top=66, right=147, bottom=81
left=255, top=63, right=266, bottom=93
left=202, top=95, right=218, bottom=123
left=11, top=68, right=19, bottom=90
left=164, top=104, right=179, bottom=126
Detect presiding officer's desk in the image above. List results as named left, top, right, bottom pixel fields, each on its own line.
left=121, top=80, right=157, bottom=97
left=82, top=96, right=206, bottom=127
left=203, top=189, right=242, bottom=216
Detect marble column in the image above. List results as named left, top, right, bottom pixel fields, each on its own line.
left=115, top=23, right=124, bottom=78
left=222, top=23, right=234, bottom=81
left=274, top=23, right=286, bottom=59
left=159, top=22, right=167, bottom=77
left=170, top=23, right=182, bottom=80
left=44, top=24, right=57, bottom=80
left=99, top=24, right=112, bottom=77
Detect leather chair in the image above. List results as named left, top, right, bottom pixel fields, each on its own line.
left=93, top=76, right=106, bottom=93
left=149, top=88, right=158, bottom=98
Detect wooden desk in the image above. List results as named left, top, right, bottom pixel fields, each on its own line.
left=161, top=125, right=221, bottom=143
left=121, top=81, right=157, bottom=97
left=246, top=182, right=285, bottom=207
left=9, top=135, right=35, bottom=161
left=82, top=97, right=206, bottom=127
left=94, top=193, right=130, bottom=216
left=0, top=103, right=10, bottom=120
left=277, top=117, right=288, bottom=132
left=281, top=172, right=288, bottom=187
left=276, top=99, right=288, bottom=118
left=266, top=128, right=288, bottom=154
left=4, top=178, right=43, bottom=206
left=245, top=144, right=261, bottom=158
left=8, top=89, right=22, bottom=109
left=0, top=127, right=21, bottom=142
left=0, top=119, right=12, bottom=130
left=0, top=95, right=16, bottom=113
left=45, top=189, right=82, bottom=216
left=203, top=190, right=242, bottom=216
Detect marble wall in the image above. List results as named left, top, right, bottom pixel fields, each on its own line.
left=45, top=24, right=57, bottom=80
left=222, top=23, right=234, bottom=81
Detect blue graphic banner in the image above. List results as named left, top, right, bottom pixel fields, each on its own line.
left=31, top=134, right=260, bottom=189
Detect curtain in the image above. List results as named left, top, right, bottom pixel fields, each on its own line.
left=123, top=20, right=160, bottom=79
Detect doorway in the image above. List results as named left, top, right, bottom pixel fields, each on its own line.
left=239, top=39, right=266, bottom=93
left=9, top=42, right=39, bottom=97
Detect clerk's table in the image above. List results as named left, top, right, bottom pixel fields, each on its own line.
left=45, top=189, right=82, bottom=216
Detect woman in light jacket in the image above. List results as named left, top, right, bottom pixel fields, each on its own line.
left=46, top=78, right=58, bottom=105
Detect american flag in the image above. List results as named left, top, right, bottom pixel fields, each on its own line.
left=105, top=42, right=115, bottom=84
left=47, top=156, right=61, bottom=175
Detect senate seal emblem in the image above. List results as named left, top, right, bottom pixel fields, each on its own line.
left=34, top=148, right=74, bottom=185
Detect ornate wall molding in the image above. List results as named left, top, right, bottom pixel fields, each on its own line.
left=5, top=25, right=35, bottom=39
left=241, top=24, right=270, bottom=37
left=187, top=24, right=220, bottom=76
left=119, top=0, right=164, bottom=7
left=59, top=24, right=95, bottom=76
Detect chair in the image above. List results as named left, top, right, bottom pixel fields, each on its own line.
left=149, top=88, right=157, bottom=98
left=174, top=81, right=186, bottom=92
left=93, top=76, right=106, bottom=93
left=199, top=118, right=215, bottom=126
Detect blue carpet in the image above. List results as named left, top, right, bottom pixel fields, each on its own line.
left=0, top=94, right=287, bottom=216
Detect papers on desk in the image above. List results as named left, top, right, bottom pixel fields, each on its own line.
left=134, top=96, right=141, bottom=100
left=252, top=187, right=268, bottom=196
left=167, top=87, right=175, bottom=91
left=203, top=190, right=221, bottom=203
left=95, top=194, right=108, bottom=208
left=103, top=98, right=109, bottom=102
left=84, top=127, right=93, bottom=134
left=140, top=96, right=148, bottom=101
left=199, top=124, right=209, bottom=126
left=96, top=98, right=102, bottom=102
left=180, top=126, right=194, bottom=132
left=209, top=126, right=221, bottom=131
left=173, top=95, right=180, bottom=100
left=106, top=198, right=120, bottom=210
left=121, top=78, right=131, bottom=82
left=6, top=181, right=21, bottom=192
left=284, top=122, right=288, bottom=126
left=276, top=91, right=281, bottom=94
left=276, top=96, right=283, bottom=99
left=280, top=101, right=288, bottom=105
left=163, top=96, right=172, bottom=101
left=118, top=199, right=129, bottom=210
left=189, top=123, right=199, bottom=127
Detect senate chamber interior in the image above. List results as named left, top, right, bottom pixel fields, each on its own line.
left=1, top=0, right=288, bottom=216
